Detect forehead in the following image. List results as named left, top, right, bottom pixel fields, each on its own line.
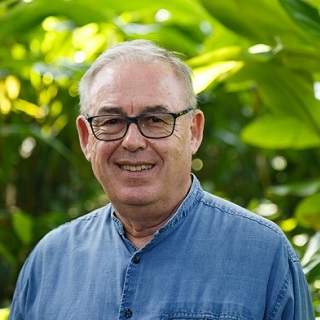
left=88, top=60, right=187, bottom=114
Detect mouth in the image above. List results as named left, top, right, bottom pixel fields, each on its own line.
left=118, top=164, right=155, bottom=172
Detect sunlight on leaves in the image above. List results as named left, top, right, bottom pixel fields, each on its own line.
left=42, top=72, right=54, bottom=85
left=0, top=308, right=9, bottom=320
left=51, top=114, right=68, bottom=135
left=73, top=23, right=99, bottom=41
left=301, top=232, right=320, bottom=272
left=248, top=44, right=272, bottom=54
left=74, top=51, right=86, bottom=63
left=254, top=200, right=279, bottom=218
left=0, top=97, right=12, bottom=114
left=188, top=46, right=242, bottom=67
left=155, top=9, right=172, bottom=22
left=68, top=83, right=78, bottom=97
left=39, top=88, right=53, bottom=105
left=72, top=23, right=109, bottom=60
left=42, top=16, right=74, bottom=32
left=11, top=43, right=26, bottom=60
left=50, top=100, right=63, bottom=117
left=314, top=82, right=320, bottom=100
left=0, top=80, right=12, bottom=114
left=293, top=234, right=309, bottom=247
left=14, top=99, right=46, bottom=119
left=20, top=136, right=36, bottom=159
left=192, top=61, right=244, bottom=94
left=5, top=75, right=20, bottom=100
left=271, top=155, right=287, bottom=171
left=247, top=43, right=276, bottom=62
left=29, top=69, right=42, bottom=88
left=280, top=218, right=298, bottom=232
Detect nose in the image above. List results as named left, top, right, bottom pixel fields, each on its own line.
left=121, top=123, right=147, bottom=151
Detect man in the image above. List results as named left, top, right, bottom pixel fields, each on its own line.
left=10, top=40, right=314, bottom=319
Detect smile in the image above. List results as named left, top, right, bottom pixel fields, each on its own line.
left=119, top=164, right=154, bottom=172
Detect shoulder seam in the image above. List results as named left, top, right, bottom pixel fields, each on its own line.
left=200, top=198, right=299, bottom=263
left=48, top=205, right=109, bottom=235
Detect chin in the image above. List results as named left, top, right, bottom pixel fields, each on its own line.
left=114, top=189, right=158, bottom=207
left=116, top=197, right=154, bottom=207
left=103, top=180, right=161, bottom=206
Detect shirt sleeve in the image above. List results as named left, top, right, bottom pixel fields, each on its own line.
left=9, top=260, right=29, bottom=320
left=9, top=292, right=24, bottom=320
left=268, top=252, right=315, bottom=319
left=9, top=246, right=39, bottom=320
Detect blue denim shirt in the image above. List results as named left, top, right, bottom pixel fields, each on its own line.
left=10, top=176, right=314, bottom=319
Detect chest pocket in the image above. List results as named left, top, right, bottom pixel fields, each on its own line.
left=161, top=311, right=247, bottom=320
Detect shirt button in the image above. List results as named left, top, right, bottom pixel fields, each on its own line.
left=132, top=255, right=141, bottom=264
left=123, top=308, right=133, bottom=318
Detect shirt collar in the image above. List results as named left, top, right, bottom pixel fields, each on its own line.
left=111, top=174, right=204, bottom=251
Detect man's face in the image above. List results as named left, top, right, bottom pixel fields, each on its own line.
left=77, top=60, right=204, bottom=212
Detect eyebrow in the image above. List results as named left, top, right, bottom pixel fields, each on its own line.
left=141, top=105, right=169, bottom=114
left=96, top=106, right=124, bottom=115
left=96, top=105, right=169, bottom=116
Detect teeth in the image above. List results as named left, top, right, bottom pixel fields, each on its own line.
left=121, top=164, right=153, bottom=172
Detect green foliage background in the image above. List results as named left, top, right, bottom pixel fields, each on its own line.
left=0, top=0, right=320, bottom=317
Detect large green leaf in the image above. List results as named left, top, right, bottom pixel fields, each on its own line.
left=232, top=62, right=320, bottom=128
left=278, top=46, right=320, bottom=72
left=304, top=0, right=320, bottom=9
left=0, top=0, right=210, bottom=40
left=0, top=0, right=113, bottom=39
left=241, top=115, right=320, bottom=149
left=295, top=193, right=320, bottom=229
left=200, top=0, right=309, bottom=45
left=279, top=0, right=320, bottom=37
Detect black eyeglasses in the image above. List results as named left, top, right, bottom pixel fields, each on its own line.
left=85, top=107, right=194, bottom=142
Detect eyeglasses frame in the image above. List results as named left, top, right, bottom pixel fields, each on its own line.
left=84, top=107, right=194, bottom=142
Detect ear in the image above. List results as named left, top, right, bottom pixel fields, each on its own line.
left=76, top=115, right=92, bottom=161
left=190, top=109, right=204, bottom=155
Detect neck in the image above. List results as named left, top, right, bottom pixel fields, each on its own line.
left=114, top=200, right=183, bottom=249
left=121, top=214, right=172, bottom=248
left=113, top=178, right=192, bottom=249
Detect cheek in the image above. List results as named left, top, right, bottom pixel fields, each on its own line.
left=90, top=140, right=117, bottom=170
left=171, top=126, right=193, bottom=155
left=156, top=133, right=192, bottom=165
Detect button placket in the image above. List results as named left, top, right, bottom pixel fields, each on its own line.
left=118, top=252, right=144, bottom=319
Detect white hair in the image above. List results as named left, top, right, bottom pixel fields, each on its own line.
left=78, top=39, right=197, bottom=113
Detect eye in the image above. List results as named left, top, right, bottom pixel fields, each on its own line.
left=93, top=116, right=125, bottom=127
left=142, top=114, right=170, bottom=125
left=149, top=115, right=164, bottom=123
left=103, top=118, right=121, bottom=126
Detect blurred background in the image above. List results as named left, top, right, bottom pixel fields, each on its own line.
left=0, top=0, right=320, bottom=317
